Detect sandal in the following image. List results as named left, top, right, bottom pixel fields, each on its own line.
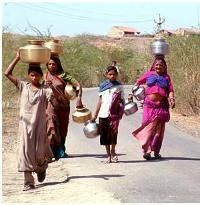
left=37, top=170, right=46, bottom=183
left=154, top=153, right=162, bottom=159
left=143, top=153, right=151, bottom=160
left=111, top=155, right=118, bottom=163
left=23, top=184, right=35, bottom=191
left=104, top=157, right=111, bottom=164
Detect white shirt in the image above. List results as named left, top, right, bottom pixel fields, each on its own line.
left=98, top=85, right=124, bottom=118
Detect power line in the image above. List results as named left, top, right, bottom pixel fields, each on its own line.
left=12, top=3, right=153, bottom=24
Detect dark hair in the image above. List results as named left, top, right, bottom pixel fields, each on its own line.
left=105, top=65, right=118, bottom=74
left=46, top=55, right=64, bottom=73
left=28, top=64, right=43, bottom=76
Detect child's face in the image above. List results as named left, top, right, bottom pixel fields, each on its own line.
left=28, top=71, right=42, bottom=85
left=106, top=69, right=118, bottom=81
left=47, top=59, right=57, bottom=73
left=155, top=60, right=166, bottom=74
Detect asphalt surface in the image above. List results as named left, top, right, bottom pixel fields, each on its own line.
left=2, top=86, right=200, bottom=203
left=67, top=86, right=200, bottom=203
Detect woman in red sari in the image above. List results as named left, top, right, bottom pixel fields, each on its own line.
left=44, top=56, right=83, bottom=160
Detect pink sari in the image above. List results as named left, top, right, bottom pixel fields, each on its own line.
left=133, top=97, right=169, bottom=154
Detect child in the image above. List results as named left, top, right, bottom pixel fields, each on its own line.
left=131, top=56, right=175, bottom=160
left=4, top=51, right=54, bottom=191
left=92, top=66, right=125, bottom=163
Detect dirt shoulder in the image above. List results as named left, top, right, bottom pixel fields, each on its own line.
left=171, top=111, right=200, bottom=138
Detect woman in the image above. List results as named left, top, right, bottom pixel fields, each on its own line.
left=131, top=56, right=175, bottom=160
left=44, top=55, right=83, bottom=160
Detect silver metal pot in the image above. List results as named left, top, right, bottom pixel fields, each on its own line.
left=124, top=100, right=138, bottom=116
left=132, top=85, right=145, bottom=101
left=150, top=38, right=169, bottom=56
left=83, top=120, right=99, bottom=138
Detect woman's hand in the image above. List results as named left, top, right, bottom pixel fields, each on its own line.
left=76, top=97, right=84, bottom=108
left=45, top=80, right=53, bottom=88
left=169, top=98, right=175, bottom=109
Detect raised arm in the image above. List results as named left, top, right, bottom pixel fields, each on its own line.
left=4, top=51, right=20, bottom=86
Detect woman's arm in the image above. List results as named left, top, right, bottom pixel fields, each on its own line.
left=4, top=51, right=20, bottom=86
left=135, top=71, right=149, bottom=85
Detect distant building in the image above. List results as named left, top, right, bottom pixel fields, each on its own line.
left=159, top=29, right=175, bottom=36
left=107, top=26, right=140, bottom=38
left=175, top=28, right=200, bottom=36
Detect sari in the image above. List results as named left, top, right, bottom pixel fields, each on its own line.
left=44, top=71, right=70, bottom=159
left=133, top=57, right=173, bottom=154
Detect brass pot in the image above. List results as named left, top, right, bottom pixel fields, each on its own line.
left=64, top=84, right=77, bottom=100
left=72, top=107, right=92, bottom=123
left=19, top=40, right=51, bottom=64
left=44, top=39, right=63, bottom=55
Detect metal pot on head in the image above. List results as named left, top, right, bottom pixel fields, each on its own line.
left=124, top=99, right=138, bottom=116
left=44, top=39, right=63, bottom=56
left=72, top=106, right=92, bottom=123
left=83, top=120, right=99, bottom=138
left=150, top=38, right=169, bottom=56
left=132, top=85, right=145, bottom=101
left=19, top=40, right=51, bottom=64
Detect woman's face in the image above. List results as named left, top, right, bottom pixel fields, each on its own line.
left=155, top=60, right=166, bottom=74
left=106, top=69, right=118, bottom=81
left=47, top=59, right=58, bottom=73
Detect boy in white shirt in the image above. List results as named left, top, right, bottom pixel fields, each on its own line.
left=92, top=66, right=125, bottom=163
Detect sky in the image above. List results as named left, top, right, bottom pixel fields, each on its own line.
left=1, top=0, right=200, bottom=37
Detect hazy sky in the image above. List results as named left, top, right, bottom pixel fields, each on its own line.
left=2, top=0, right=200, bottom=36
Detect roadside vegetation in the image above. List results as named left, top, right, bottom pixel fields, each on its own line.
left=2, top=28, right=200, bottom=116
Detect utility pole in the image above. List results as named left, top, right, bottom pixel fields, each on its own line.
left=154, top=14, right=165, bottom=33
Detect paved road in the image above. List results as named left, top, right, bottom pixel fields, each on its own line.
left=67, top=86, right=200, bottom=203
left=2, top=86, right=200, bottom=203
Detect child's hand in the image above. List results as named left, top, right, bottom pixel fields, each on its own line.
left=91, top=116, right=97, bottom=122
left=128, top=94, right=133, bottom=101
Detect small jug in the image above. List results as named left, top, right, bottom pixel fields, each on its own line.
left=72, top=106, right=92, bottom=123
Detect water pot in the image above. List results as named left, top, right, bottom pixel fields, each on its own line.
left=64, top=84, right=77, bottom=100
left=72, top=107, right=92, bottom=123
left=124, top=100, right=138, bottom=116
left=150, top=38, right=169, bottom=56
left=132, top=85, right=145, bottom=101
left=19, top=40, right=51, bottom=64
left=44, top=39, right=63, bottom=55
left=83, top=120, right=99, bottom=138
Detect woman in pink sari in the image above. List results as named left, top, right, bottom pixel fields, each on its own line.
left=44, top=56, right=83, bottom=160
left=132, top=56, right=175, bottom=160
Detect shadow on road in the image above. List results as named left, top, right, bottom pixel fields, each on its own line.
left=161, top=156, right=200, bottom=161
left=68, top=153, right=126, bottom=158
left=119, top=156, right=200, bottom=163
left=36, top=174, right=124, bottom=188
